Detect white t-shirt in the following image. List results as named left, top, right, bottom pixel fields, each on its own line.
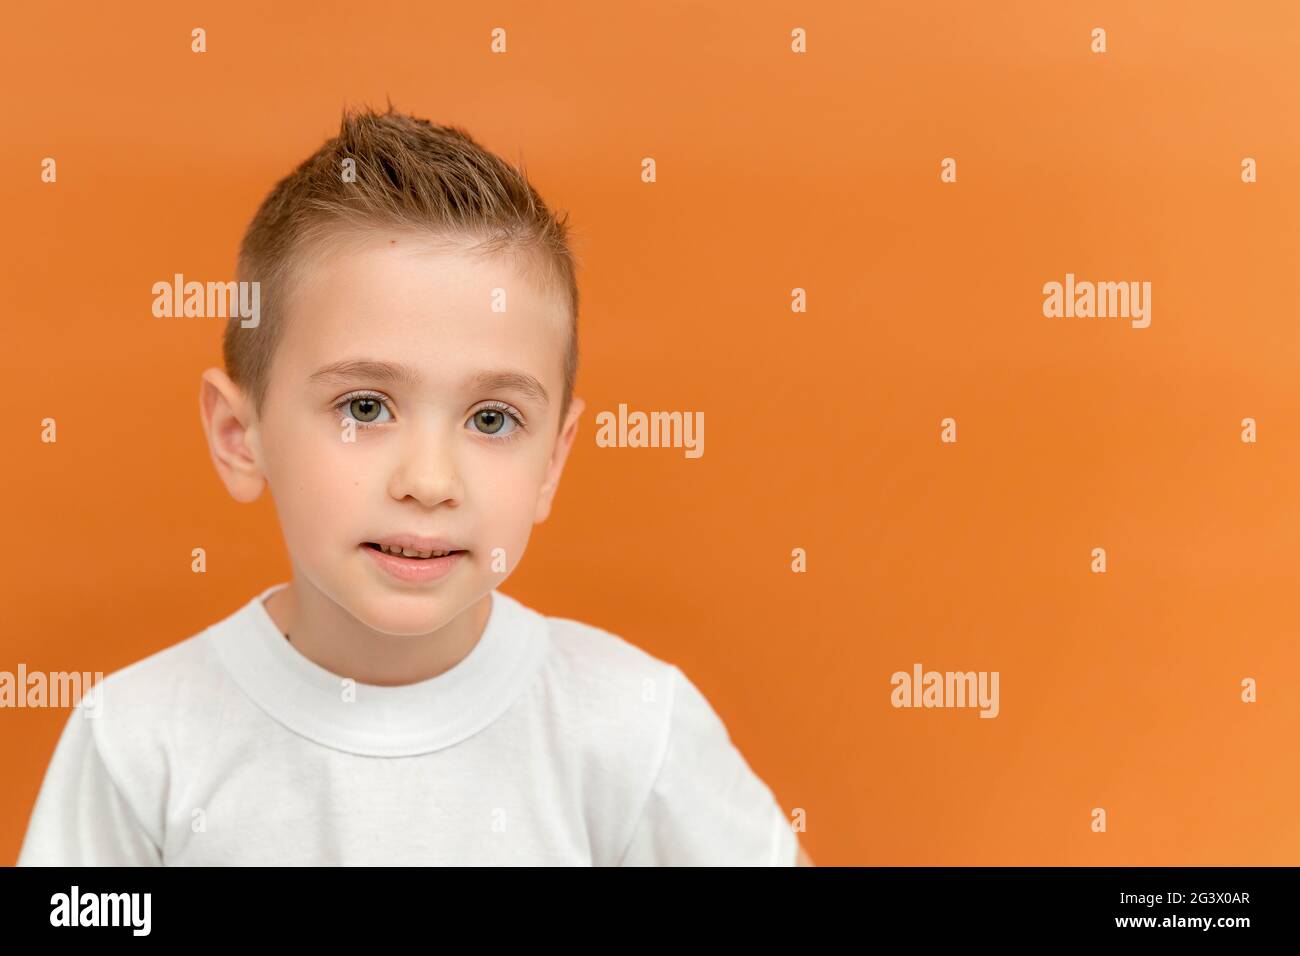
left=17, top=583, right=797, bottom=866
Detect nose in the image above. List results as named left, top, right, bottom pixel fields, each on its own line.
left=387, top=425, right=464, bottom=507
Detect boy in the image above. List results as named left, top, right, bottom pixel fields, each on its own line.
left=17, top=106, right=811, bottom=866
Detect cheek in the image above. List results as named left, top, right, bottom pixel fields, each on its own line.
left=269, top=432, right=360, bottom=537
left=470, top=449, right=544, bottom=502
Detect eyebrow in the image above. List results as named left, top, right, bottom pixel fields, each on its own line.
left=308, top=359, right=550, bottom=407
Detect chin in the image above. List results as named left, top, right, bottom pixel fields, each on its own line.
left=348, top=598, right=449, bottom=634
left=349, top=587, right=466, bottom=637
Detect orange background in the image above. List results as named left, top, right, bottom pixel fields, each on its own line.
left=3, top=0, right=1298, bottom=865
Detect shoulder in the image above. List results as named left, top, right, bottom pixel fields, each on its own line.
left=538, top=608, right=745, bottom=740
left=529, top=602, right=744, bottom=755
left=519, top=605, right=688, bottom=851
left=523, top=603, right=794, bottom=865
left=528, top=605, right=681, bottom=751
left=80, top=608, right=236, bottom=813
left=538, top=607, right=680, bottom=697
left=94, top=627, right=227, bottom=738
left=19, top=609, right=234, bottom=861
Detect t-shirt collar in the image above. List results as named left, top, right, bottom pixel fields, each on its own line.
left=206, top=582, right=548, bottom=757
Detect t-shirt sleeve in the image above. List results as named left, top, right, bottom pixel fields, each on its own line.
left=617, top=665, right=797, bottom=866
left=16, top=706, right=162, bottom=866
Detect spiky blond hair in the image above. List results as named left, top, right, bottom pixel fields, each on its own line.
left=223, top=104, right=580, bottom=428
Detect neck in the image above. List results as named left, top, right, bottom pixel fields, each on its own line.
left=261, top=577, right=492, bottom=686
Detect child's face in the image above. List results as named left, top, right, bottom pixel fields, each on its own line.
left=242, top=231, right=582, bottom=635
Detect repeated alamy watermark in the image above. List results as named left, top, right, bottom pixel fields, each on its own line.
left=594, top=403, right=704, bottom=459
left=1042, top=272, right=1150, bottom=328
left=152, top=273, right=260, bottom=327
left=50, top=886, right=150, bottom=936
left=891, top=662, right=1000, bottom=718
left=1, top=665, right=103, bottom=715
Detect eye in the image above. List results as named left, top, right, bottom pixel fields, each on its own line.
left=335, top=392, right=394, bottom=426
left=468, top=402, right=525, bottom=440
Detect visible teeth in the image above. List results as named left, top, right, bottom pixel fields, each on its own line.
left=378, top=544, right=452, bottom=559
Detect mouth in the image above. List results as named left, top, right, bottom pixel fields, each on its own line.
left=360, top=542, right=468, bottom=584
left=363, top=542, right=467, bottom=561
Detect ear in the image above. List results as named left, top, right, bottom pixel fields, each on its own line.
left=534, top=396, right=585, bottom=524
left=199, top=368, right=267, bottom=503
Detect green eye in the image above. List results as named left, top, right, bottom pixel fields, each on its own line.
left=336, top=393, right=393, bottom=426
left=468, top=403, right=525, bottom=440
left=474, top=409, right=506, bottom=434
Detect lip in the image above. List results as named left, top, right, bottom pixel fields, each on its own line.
left=360, top=543, right=467, bottom=584
left=367, top=534, right=462, bottom=553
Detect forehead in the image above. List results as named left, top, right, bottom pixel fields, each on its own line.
left=275, top=228, right=569, bottom=389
